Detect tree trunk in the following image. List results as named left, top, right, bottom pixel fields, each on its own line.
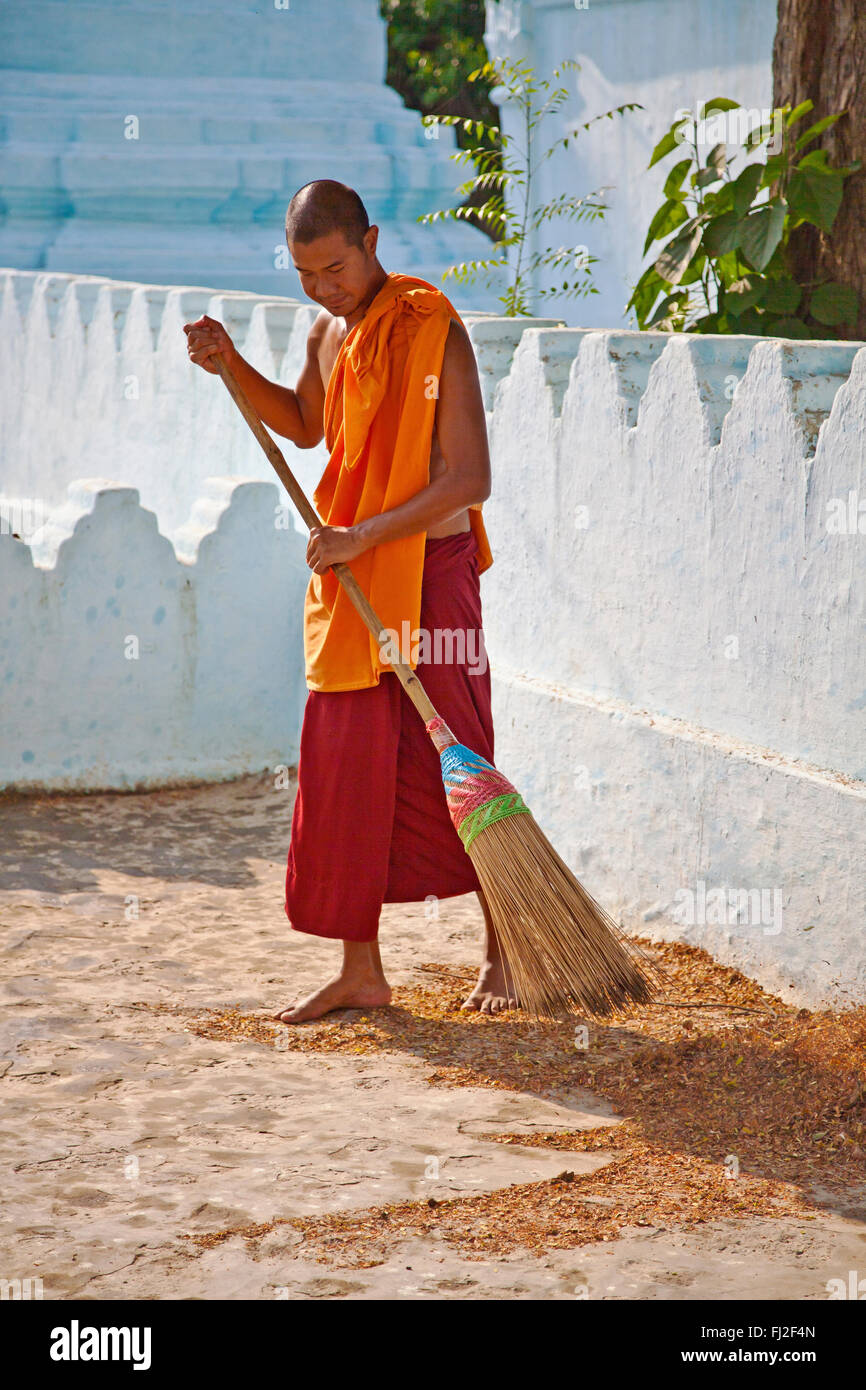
left=773, top=0, right=866, bottom=338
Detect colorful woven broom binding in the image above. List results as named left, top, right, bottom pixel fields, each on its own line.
left=213, top=355, right=661, bottom=1023
left=425, top=716, right=531, bottom=848
left=423, top=716, right=659, bottom=1020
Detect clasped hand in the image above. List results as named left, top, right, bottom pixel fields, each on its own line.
left=306, top=524, right=366, bottom=574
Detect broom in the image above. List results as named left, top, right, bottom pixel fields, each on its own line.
left=213, top=356, right=659, bottom=1020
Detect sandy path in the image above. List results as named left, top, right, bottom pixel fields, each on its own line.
left=1, top=773, right=863, bottom=1300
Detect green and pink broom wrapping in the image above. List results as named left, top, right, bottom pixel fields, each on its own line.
left=215, top=357, right=658, bottom=1020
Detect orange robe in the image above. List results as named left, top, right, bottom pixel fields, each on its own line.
left=303, top=271, right=493, bottom=692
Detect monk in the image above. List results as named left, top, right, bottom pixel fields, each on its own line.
left=184, top=178, right=516, bottom=1020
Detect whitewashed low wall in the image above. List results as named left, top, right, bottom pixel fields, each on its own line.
left=0, top=268, right=555, bottom=790
left=1, top=474, right=309, bottom=790
left=483, top=327, right=866, bottom=1009
left=2, top=269, right=864, bottom=1006
left=0, top=268, right=553, bottom=536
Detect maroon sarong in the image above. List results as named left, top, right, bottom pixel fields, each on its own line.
left=285, top=531, right=494, bottom=941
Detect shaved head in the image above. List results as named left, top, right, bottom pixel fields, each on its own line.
left=285, top=179, right=370, bottom=251
left=285, top=180, right=385, bottom=324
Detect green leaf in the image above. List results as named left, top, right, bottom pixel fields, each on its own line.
left=738, top=306, right=768, bottom=334
left=714, top=249, right=741, bottom=284
left=738, top=201, right=787, bottom=271
left=787, top=165, right=843, bottom=230
left=763, top=278, right=802, bottom=314
left=724, top=275, right=766, bottom=316
left=627, top=267, right=665, bottom=326
left=744, top=119, right=778, bottom=151
left=532, top=190, right=609, bottom=229
left=763, top=153, right=787, bottom=184
left=809, top=281, right=859, bottom=326
left=702, top=210, right=745, bottom=256
left=654, top=219, right=704, bottom=284
left=731, top=162, right=764, bottom=216
left=703, top=181, right=736, bottom=216
left=785, top=99, right=814, bottom=128
left=695, top=165, right=724, bottom=188
left=648, top=125, right=686, bottom=168
left=663, top=158, right=693, bottom=198
left=679, top=250, right=707, bottom=287
left=699, top=97, right=740, bottom=118
left=797, top=147, right=832, bottom=170
left=689, top=312, right=722, bottom=333
left=764, top=316, right=812, bottom=339
left=795, top=111, right=844, bottom=150
left=643, top=197, right=689, bottom=253
left=647, top=291, right=689, bottom=327
left=706, top=142, right=727, bottom=172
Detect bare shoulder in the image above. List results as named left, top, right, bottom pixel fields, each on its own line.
left=308, top=309, right=348, bottom=391
left=444, top=315, right=473, bottom=348
left=439, top=316, right=481, bottom=395
left=307, top=307, right=331, bottom=346
left=441, top=316, right=477, bottom=368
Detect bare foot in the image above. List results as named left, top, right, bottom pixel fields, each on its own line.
left=273, top=939, right=391, bottom=1024
left=461, top=957, right=519, bottom=1014
left=272, top=973, right=392, bottom=1024
left=463, top=891, right=519, bottom=1014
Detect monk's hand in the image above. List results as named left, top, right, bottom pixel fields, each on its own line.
left=306, top=524, right=365, bottom=574
left=182, top=314, right=237, bottom=374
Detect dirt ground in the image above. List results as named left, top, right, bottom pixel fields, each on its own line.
left=1, top=771, right=864, bottom=1301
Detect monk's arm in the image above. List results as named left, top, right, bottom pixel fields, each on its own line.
left=183, top=313, right=326, bottom=448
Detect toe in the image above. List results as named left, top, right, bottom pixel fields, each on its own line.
left=282, top=1009, right=305, bottom=1024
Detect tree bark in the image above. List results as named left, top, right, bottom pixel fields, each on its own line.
left=773, top=0, right=866, bottom=338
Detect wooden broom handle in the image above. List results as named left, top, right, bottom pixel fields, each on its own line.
left=214, top=355, right=440, bottom=725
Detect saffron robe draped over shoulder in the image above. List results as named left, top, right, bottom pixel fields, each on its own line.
left=303, top=271, right=493, bottom=693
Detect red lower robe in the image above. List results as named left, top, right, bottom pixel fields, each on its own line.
left=285, top=531, right=494, bottom=941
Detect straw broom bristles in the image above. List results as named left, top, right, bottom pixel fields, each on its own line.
left=467, top=810, right=660, bottom=1020
left=426, top=714, right=660, bottom=1021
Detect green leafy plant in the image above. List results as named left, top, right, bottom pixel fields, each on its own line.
left=418, top=56, right=643, bottom=316
left=379, top=0, right=500, bottom=240
left=380, top=0, right=495, bottom=127
left=629, top=97, right=861, bottom=336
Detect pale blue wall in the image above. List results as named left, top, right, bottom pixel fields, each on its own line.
left=0, top=0, right=500, bottom=306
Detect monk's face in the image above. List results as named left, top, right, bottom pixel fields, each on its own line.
left=289, top=228, right=379, bottom=315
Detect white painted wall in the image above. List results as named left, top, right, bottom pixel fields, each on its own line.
left=0, top=270, right=547, bottom=538
left=2, top=268, right=864, bottom=1008
left=0, top=475, right=310, bottom=790
left=483, top=325, right=866, bottom=1008
left=484, top=0, right=777, bottom=328
left=0, top=269, right=552, bottom=789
